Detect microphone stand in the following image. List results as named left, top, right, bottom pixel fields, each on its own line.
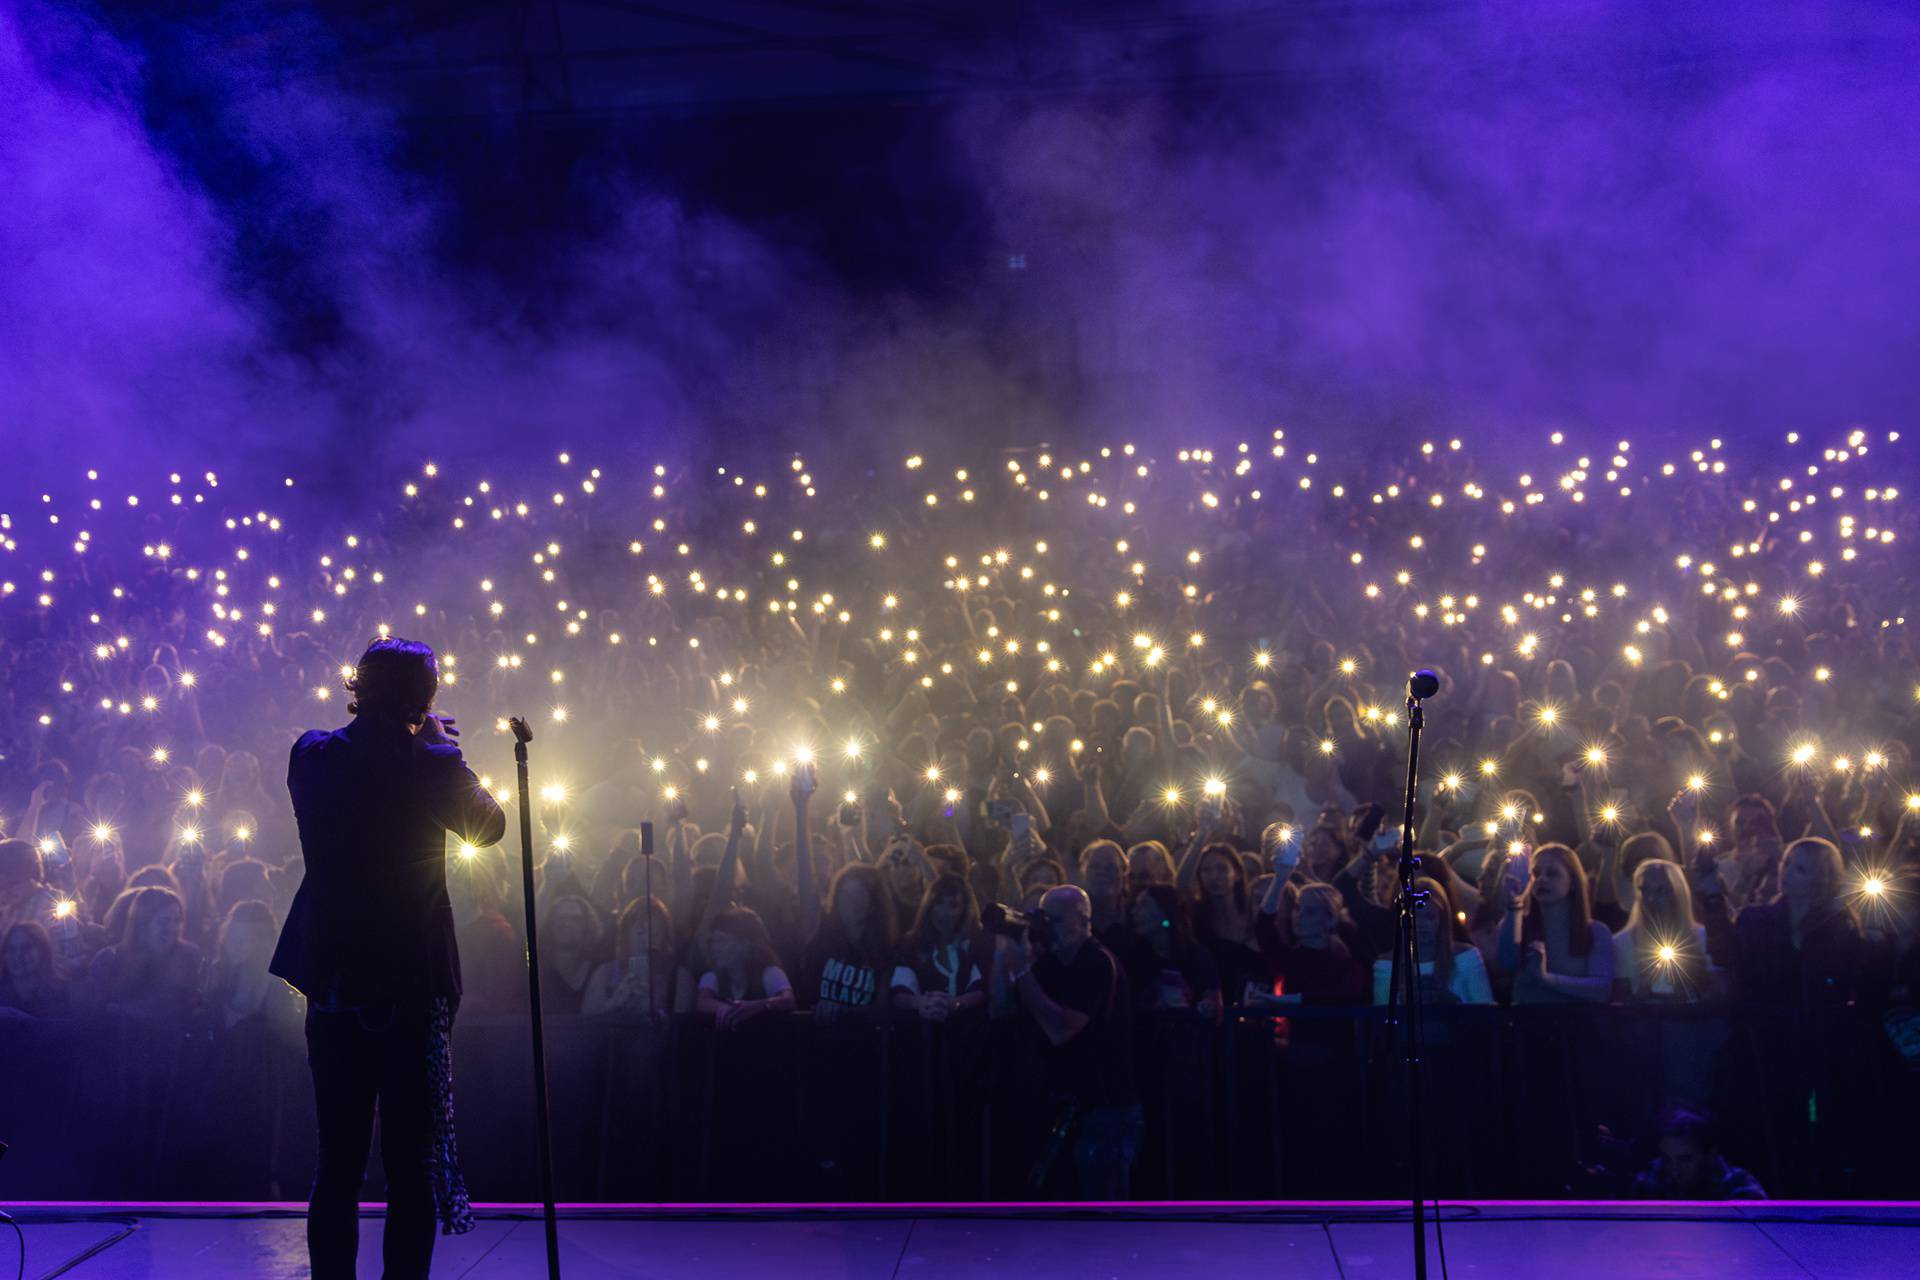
left=1384, top=678, right=1436, bottom=1279
left=509, top=716, right=562, bottom=1280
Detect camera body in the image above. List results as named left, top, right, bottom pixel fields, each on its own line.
left=983, top=901, right=1057, bottom=952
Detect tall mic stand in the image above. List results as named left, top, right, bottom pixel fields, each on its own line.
left=1384, top=672, right=1440, bottom=1279
left=509, top=716, right=562, bottom=1280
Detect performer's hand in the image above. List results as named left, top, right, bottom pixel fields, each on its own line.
left=417, top=713, right=458, bottom=745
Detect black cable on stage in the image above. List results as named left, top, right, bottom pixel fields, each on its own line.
left=2, top=1209, right=21, bottom=1280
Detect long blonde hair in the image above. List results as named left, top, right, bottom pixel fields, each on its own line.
left=1620, top=859, right=1707, bottom=997
left=1623, top=858, right=1693, bottom=943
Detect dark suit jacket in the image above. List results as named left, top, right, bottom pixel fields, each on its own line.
left=270, top=715, right=507, bottom=1005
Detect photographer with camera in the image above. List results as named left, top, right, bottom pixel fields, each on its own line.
left=993, top=884, right=1142, bottom=1198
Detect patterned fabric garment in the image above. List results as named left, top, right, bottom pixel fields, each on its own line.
left=427, top=996, right=476, bottom=1235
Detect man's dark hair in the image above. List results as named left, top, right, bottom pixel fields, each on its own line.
left=346, top=637, right=438, bottom=721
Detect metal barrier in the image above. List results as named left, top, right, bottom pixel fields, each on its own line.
left=2, top=1003, right=1913, bottom=1201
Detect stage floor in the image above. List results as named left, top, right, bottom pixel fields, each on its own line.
left=7, top=1201, right=1918, bottom=1279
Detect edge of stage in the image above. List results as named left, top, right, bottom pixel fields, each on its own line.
left=8, top=1199, right=1919, bottom=1278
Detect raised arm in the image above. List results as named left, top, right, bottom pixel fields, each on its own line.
left=666, top=799, right=692, bottom=920
left=1080, top=754, right=1112, bottom=830
left=1009, top=772, right=1052, bottom=835
left=1258, top=831, right=1302, bottom=916
left=746, top=793, right=778, bottom=886
left=698, top=789, right=749, bottom=940
left=792, top=765, right=821, bottom=942
left=1174, top=823, right=1207, bottom=894
left=418, top=720, right=507, bottom=847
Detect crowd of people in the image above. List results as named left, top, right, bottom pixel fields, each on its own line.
left=2, top=425, right=1916, bottom=1197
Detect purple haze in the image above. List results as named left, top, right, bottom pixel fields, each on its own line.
left=3, top=0, right=1919, bottom=495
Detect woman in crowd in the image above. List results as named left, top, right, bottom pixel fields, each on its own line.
left=0, top=921, right=73, bottom=1018
left=583, top=894, right=685, bottom=1019
left=1125, top=841, right=1176, bottom=895
left=1726, top=838, right=1880, bottom=1008
left=1077, top=839, right=1131, bottom=950
left=1592, top=831, right=1679, bottom=935
left=1183, top=843, right=1268, bottom=1006
left=1267, top=883, right=1366, bottom=1004
left=801, top=864, right=896, bottom=1023
left=1372, top=876, right=1493, bottom=1005
left=696, top=906, right=795, bottom=1030
left=1613, top=859, right=1713, bottom=1002
left=86, top=884, right=203, bottom=1022
left=202, top=899, right=301, bottom=1031
left=1017, top=855, right=1069, bottom=910
left=1500, top=843, right=1616, bottom=1003
left=891, top=873, right=987, bottom=1022
left=0, top=839, right=60, bottom=955
left=1120, top=884, right=1222, bottom=1018
left=537, top=894, right=606, bottom=1018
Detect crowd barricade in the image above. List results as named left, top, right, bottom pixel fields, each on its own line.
left=2, top=1002, right=1913, bottom=1201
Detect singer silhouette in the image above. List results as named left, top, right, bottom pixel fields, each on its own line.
left=271, top=637, right=506, bottom=1280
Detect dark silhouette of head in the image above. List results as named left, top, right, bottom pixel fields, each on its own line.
left=346, top=637, right=438, bottom=722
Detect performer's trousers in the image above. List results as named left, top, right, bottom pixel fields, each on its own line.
left=304, top=1000, right=439, bottom=1279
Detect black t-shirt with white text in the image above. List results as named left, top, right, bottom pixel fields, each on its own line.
left=803, top=936, right=882, bottom=1008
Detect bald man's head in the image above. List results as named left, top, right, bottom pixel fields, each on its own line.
left=1039, top=884, right=1093, bottom=951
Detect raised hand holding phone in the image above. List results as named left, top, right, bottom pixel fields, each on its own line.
left=1502, top=847, right=1532, bottom=901
left=1264, top=823, right=1302, bottom=876
left=791, top=758, right=817, bottom=804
